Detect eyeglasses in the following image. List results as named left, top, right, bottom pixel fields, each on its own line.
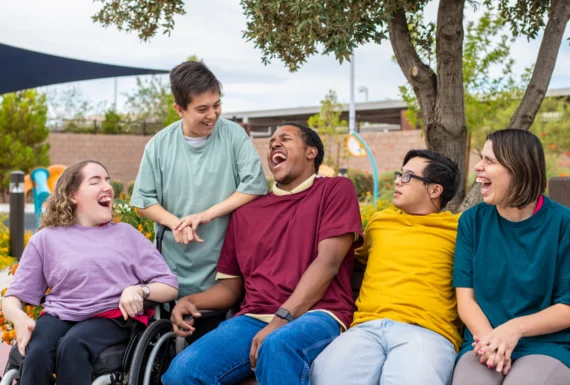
left=393, top=171, right=433, bottom=184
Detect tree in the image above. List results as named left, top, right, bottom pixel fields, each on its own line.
left=124, top=75, right=171, bottom=127
left=0, top=90, right=50, bottom=201
left=92, top=0, right=570, bottom=211
left=307, top=90, right=348, bottom=172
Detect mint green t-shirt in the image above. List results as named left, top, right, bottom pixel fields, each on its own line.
left=131, top=118, right=268, bottom=297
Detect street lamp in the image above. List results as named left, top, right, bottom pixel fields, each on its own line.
left=358, top=86, right=369, bottom=102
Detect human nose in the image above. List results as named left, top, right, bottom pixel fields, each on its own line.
left=474, top=159, right=484, bottom=173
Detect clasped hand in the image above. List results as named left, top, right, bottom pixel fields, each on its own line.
left=472, top=321, right=522, bottom=375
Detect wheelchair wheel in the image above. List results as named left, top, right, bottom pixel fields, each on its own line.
left=128, top=319, right=176, bottom=385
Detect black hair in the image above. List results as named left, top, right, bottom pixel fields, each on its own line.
left=402, top=149, right=460, bottom=209
left=169, top=61, right=222, bottom=108
left=279, top=122, right=324, bottom=173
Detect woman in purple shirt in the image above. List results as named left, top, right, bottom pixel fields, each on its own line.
left=2, top=159, right=178, bottom=385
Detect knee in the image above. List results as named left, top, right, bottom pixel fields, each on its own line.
left=161, top=347, right=202, bottom=385
left=56, top=334, right=85, bottom=359
left=23, top=342, right=51, bottom=369
left=259, top=330, right=297, bottom=358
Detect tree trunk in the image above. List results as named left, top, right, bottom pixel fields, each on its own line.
left=459, top=0, right=570, bottom=212
left=508, top=0, right=570, bottom=130
left=429, top=0, right=467, bottom=212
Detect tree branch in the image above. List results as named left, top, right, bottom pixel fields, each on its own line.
left=388, top=7, right=437, bottom=127
left=508, top=0, right=570, bottom=130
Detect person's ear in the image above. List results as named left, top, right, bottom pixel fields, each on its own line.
left=69, top=194, right=77, bottom=204
left=307, top=147, right=317, bottom=161
left=429, top=184, right=443, bottom=199
left=173, top=104, right=185, bottom=118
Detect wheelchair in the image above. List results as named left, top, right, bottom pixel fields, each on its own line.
left=0, top=226, right=181, bottom=385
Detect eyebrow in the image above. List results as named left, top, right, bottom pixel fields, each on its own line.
left=88, top=176, right=110, bottom=181
left=269, top=134, right=292, bottom=145
left=195, top=99, right=221, bottom=109
left=401, top=168, right=417, bottom=175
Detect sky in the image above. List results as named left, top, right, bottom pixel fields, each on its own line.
left=0, top=0, right=569, bottom=117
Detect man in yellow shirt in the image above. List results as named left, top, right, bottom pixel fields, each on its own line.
left=311, top=149, right=462, bottom=385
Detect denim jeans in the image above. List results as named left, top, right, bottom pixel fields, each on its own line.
left=311, top=319, right=457, bottom=385
left=162, top=312, right=340, bottom=385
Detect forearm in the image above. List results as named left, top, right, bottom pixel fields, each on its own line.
left=138, top=204, right=179, bottom=229
left=510, top=303, right=570, bottom=338
left=282, top=258, right=339, bottom=319
left=205, top=192, right=259, bottom=220
left=457, top=294, right=494, bottom=337
left=146, top=283, right=178, bottom=303
left=2, top=296, right=30, bottom=324
left=187, top=280, right=242, bottom=310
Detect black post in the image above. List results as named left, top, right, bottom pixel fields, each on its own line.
left=549, top=177, right=570, bottom=208
left=9, top=171, right=25, bottom=260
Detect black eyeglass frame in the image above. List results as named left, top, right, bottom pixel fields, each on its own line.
left=393, top=171, right=434, bottom=185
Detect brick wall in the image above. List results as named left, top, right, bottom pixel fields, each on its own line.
left=47, top=130, right=484, bottom=187
left=48, top=133, right=149, bottom=187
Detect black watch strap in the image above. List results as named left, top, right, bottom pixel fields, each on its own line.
left=275, top=307, right=294, bottom=322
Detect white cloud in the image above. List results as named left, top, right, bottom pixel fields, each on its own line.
left=0, top=0, right=568, bottom=116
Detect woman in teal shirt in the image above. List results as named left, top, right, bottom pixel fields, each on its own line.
left=452, top=129, right=570, bottom=385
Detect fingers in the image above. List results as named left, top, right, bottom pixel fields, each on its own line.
left=170, top=301, right=200, bottom=336
left=249, top=339, right=259, bottom=370
left=502, top=358, right=512, bottom=375
left=174, top=217, right=192, bottom=231
left=119, top=302, right=129, bottom=320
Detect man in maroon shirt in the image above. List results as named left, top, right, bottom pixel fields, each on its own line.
left=162, top=123, right=363, bottom=385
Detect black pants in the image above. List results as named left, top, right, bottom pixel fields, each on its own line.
left=20, top=314, right=132, bottom=385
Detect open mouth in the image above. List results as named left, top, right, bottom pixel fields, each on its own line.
left=476, top=176, right=492, bottom=196
left=98, top=197, right=112, bottom=208
left=271, top=152, right=287, bottom=169
left=201, top=120, right=215, bottom=128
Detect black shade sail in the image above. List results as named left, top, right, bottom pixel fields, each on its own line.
left=0, top=43, right=169, bottom=95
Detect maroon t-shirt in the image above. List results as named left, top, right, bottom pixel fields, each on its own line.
left=217, top=177, right=363, bottom=328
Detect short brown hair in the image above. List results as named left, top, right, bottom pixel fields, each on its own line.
left=39, top=160, right=110, bottom=229
left=170, top=61, right=222, bottom=109
left=487, top=129, right=546, bottom=209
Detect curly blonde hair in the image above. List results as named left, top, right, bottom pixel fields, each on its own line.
left=39, top=160, right=111, bottom=229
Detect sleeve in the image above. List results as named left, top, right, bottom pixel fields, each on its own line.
left=452, top=211, right=475, bottom=288
left=130, top=141, right=163, bottom=209
left=5, top=235, right=48, bottom=306
left=318, top=178, right=364, bottom=247
left=134, top=230, right=178, bottom=289
left=553, top=226, right=570, bottom=305
left=232, top=128, right=269, bottom=196
left=355, top=214, right=377, bottom=265
left=216, top=215, right=242, bottom=277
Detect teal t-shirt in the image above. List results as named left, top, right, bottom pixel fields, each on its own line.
left=453, top=196, right=570, bottom=367
left=130, top=118, right=268, bottom=297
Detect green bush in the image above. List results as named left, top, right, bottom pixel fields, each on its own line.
left=102, top=110, right=123, bottom=134
left=346, top=169, right=395, bottom=202
left=111, top=179, right=124, bottom=197
left=128, top=181, right=136, bottom=196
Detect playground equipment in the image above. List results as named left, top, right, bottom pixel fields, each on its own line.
left=347, top=132, right=379, bottom=206
left=24, top=165, right=67, bottom=228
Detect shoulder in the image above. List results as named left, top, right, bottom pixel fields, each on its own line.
left=146, top=120, right=181, bottom=149
left=315, top=176, right=357, bottom=196
left=543, top=196, right=570, bottom=233
left=459, top=202, right=493, bottom=224
left=216, top=118, right=249, bottom=141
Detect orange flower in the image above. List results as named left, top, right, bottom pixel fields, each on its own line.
left=1, top=287, right=6, bottom=297
left=541, top=132, right=548, bottom=137
left=561, top=172, right=569, bottom=177
left=10, top=264, right=18, bottom=276
left=133, top=207, right=138, bottom=214
left=114, top=217, right=121, bottom=223
left=137, top=224, right=143, bottom=232
left=550, top=144, right=557, bottom=150
left=566, top=151, right=570, bottom=157
left=145, top=232, right=151, bottom=239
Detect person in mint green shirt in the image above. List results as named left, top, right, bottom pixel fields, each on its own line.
left=452, top=129, right=570, bottom=385
left=131, top=61, right=268, bottom=298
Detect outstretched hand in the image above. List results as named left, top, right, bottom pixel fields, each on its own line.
left=173, top=212, right=212, bottom=244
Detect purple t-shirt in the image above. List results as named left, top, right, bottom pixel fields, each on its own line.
left=5, top=223, right=178, bottom=321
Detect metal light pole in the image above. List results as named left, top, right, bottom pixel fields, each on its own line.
left=349, top=54, right=379, bottom=206
left=9, top=171, right=25, bottom=260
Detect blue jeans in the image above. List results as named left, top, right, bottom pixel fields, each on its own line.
left=162, top=312, right=340, bottom=385
left=311, top=319, right=457, bottom=385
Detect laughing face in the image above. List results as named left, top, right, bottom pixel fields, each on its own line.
left=174, top=91, right=221, bottom=137
left=267, top=125, right=317, bottom=188
left=70, top=163, right=114, bottom=227
left=475, top=140, right=512, bottom=206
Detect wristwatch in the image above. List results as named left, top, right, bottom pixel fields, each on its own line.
left=275, top=307, right=294, bottom=322
left=139, top=284, right=150, bottom=300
